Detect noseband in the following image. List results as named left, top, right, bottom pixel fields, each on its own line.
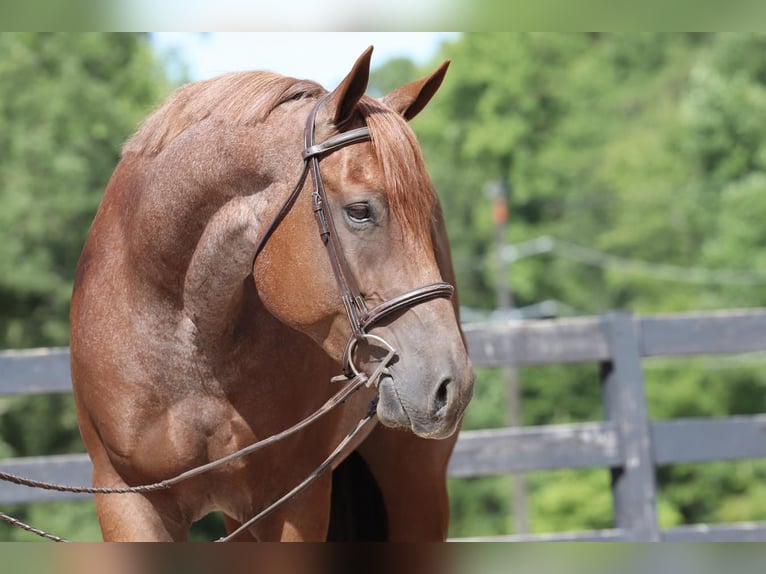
left=253, top=95, right=454, bottom=385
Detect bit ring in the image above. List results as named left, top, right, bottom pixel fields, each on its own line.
left=344, top=334, right=397, bottom=387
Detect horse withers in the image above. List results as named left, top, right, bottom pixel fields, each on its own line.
left=69, top=46, right=475, bottom=541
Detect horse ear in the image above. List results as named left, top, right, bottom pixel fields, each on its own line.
left=382, top=60, right=450, bottom=121
left=325, top=46, right=373, bottom=127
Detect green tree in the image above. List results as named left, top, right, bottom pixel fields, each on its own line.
left=0, top=33, right=169, bottom=349
left=368, top=56, right=419, bottom=97
left=0, top=32, right=171, bottom=541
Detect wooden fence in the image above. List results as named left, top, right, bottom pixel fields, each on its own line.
left=2, top=308, right=766, bottom=541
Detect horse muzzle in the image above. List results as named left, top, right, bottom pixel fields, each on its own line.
left=376, top=361, right=474, bottom=440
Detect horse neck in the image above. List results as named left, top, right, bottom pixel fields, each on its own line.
left=119, top=123, right=297, bottom=341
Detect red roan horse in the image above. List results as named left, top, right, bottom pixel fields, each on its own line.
left=69, top=47, right=475, bottom=541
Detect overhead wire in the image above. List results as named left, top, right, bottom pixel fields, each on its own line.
left=455, top=235, right=766, bottom=286
left=456, top=235, right=766, bottom=323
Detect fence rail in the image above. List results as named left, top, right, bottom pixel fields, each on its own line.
left=2, top=308, right=766, bottom=541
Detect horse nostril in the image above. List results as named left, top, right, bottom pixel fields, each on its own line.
left=433, top=378, right=452, bottom=414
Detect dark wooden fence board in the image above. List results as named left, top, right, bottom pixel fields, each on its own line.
left=640, top=309, right=766, bottom=357
left=652, top=415, right=766, bottom=465
left=18, top=417, right=766, bottom=503
left=463, top=317, right=608, bottom=366
left=448, top=422, right=620, bottom=476
left=451, top=528, right=626, bottom=542
left=600, top=312, right=660, bottom=541
left=0, top=453, right=92, bottom=504
left=662, top=521, right=766, bottom=542
left=4, top=309, right=766, bottom=394
left=0, top=347, right=71, bottom=396
left=451, top=522, right=766, bottom=542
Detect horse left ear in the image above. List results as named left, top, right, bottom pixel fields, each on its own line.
left=326, top=46, right=373, bottom=128
left=382, top=60, right=450, bottom=121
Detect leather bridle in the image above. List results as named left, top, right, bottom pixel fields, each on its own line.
left=253, top=95, right=454, bottom=385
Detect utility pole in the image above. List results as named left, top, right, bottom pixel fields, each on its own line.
left=487, top=179, right=528, bottom=534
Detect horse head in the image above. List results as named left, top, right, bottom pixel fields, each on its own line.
left=253, top=48, right=475, bottom=439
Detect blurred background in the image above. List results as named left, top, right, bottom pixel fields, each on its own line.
left=1, top=32, right=766, bottom=541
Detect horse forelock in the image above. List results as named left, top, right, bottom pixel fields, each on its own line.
left=357, top=97, right=437, bottom=247
left=123, top=72, right=324, bottom=156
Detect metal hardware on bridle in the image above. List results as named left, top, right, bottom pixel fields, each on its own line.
left=340, top=334, right=396, bottom=388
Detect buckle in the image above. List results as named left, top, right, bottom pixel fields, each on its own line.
left=332, top=334, right=397, bottom=389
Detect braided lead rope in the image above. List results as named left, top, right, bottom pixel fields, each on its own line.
left=215, top=348, right=393, bottom=539
left=0, top=510, right=69, bottom=542
left=0, top=374, right=369, bottom=496
left=217, top=397, right=378, bottom=542
left=0, top=397, right=378, bottom=544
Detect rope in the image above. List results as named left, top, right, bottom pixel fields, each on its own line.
left=0, top=373, right=380, bottom=542
left=0, top=374, right=368, bottom=496
left=0, top=396, right=378, bottom=544
left=0, top=511, right=69, bottom=542
left=217, top=397, right=378, bottom=542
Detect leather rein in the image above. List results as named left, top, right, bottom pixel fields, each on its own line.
left=254, top=94, right=454, bottom=386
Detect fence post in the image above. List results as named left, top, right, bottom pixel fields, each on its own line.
left=600, top=311, right=660, bottom=541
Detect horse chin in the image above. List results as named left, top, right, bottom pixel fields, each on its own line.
left=376, top=376, right=459, bottom=440
left=376, top=376, right=410, bottom=430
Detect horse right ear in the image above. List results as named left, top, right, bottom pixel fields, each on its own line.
left=325, top=46, right=373, bottom=128
left=382, top=60, right=450, bottom=121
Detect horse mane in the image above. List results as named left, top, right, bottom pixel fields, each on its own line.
left=123, top=72, right=437, bottom=243
left=123, top=71, right=324, bottom=156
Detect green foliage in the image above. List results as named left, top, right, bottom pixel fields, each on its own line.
left=529, top=469, right=613, bottom=532
left=368, top=56, right=419, bottom=98
left=0, top=32, right=171, bottom=542
left=0, top=33, right=169, bottom=349
left=0, top=500, right=101, bottom=542
left=448, top=476, right=511, bottom=537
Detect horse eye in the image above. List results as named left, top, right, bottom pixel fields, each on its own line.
left=345, top=203, right=372, bottom=223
